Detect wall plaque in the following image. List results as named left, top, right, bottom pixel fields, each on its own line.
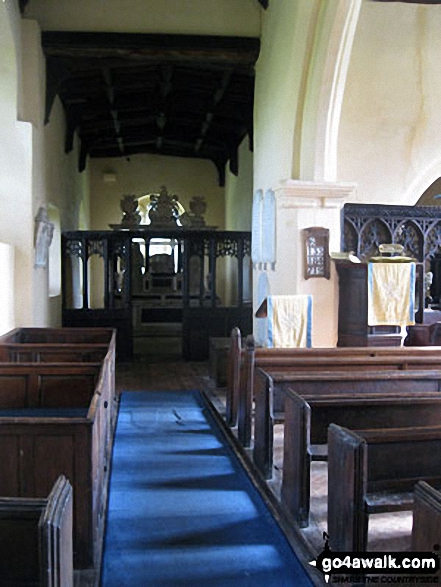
left=303, top=226, right=330, bottom=279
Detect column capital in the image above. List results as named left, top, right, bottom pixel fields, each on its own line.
left=273, top=179, right=357, bottom=209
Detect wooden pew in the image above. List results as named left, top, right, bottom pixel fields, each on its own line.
left=281, top=390, right=441, bottom=528
left=226, top=327, right=242, bottom=426
left=412, top=481, right=441, bottom=566
left=0, top=327, right=115, bottom=364
left=227, top=329, right=441, bottom=444
left=0, top=362, right=114, bottom=569
left=0, top=327, right=114, bottom=344
left=0, top=475, right=73, bottom=587
left=253, top=367, right=441, bottom=479
left=328, top=424, right=441, bottom=552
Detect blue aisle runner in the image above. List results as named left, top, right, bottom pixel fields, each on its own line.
left=100, top=390, right=314, bottom=587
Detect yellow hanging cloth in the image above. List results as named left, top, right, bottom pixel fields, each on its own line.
left=367, top=262, right=416, bottom=327
left=267, top=294, right=312, bottom=348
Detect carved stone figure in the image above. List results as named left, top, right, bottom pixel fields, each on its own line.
left=34, top=207, right=54, bottom=269
left=120, top=195, right=141, bottom=226
left=187, top=196, right=207, bottom=227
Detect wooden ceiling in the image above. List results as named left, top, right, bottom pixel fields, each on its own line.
left=42, top=32, right=260, bottom=185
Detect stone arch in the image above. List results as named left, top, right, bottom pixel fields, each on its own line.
left=299, top=0, right=363, bottom=181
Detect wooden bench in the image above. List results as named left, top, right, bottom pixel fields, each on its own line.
left=253, top=367, right=441, bottom=479
left=281, top=390, right=441, bottom=528
left=412, top=481, right=441, bottom=565
left=227, top=329, right=441, bottom=444
left=0, top=361, right=114, bottom=569
left=0, top=475, right=73, bottom=587
left=328, top=424, right=441, bottom=552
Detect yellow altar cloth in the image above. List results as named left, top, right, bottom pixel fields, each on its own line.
left=367, top=262, right=415, bottom=327
left=267, top=294, right=312, bottom=348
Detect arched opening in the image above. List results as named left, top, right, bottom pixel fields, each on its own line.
left=416, top=177, right=441, bottom=206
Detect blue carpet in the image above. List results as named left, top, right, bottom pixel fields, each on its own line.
left=100, top=390, right=314, bottom=587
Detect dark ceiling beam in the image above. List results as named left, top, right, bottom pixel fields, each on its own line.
left=194, top=70, right=232, bottom=154
left=103, top=68, right=124, bottom=155
left=42, top=32, right=260, bottom=67
left=18, top=0, right=29, bottom=14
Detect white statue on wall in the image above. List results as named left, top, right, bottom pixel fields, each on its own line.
left=34, top=207, right=54, bottom=269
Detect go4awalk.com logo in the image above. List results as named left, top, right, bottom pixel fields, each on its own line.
left=309, top=533, right=440, bottom=584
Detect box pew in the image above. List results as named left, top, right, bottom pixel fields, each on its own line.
left=412, top=481, right=441, bottom=561
left=253, top=367, right=441, bottom=479
left=0, top=326, right=118, bottom=431
left=281, top=390, right=441, bottom=528
left=0, top=327, right=115, bottom=365
left=227, top=330, right=441, bottom=445
left=328, top=424, right=441, bottom=552
left=0, top=363, right=111, bottom=569
left=0, top=475, right=73, bottom=587
left=0, top=327, right=114, bottom=344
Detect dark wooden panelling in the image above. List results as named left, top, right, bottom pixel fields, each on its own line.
left=0, top=436, right=20, bottom=496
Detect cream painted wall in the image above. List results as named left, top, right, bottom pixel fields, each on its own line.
left=225, top=138, right=253, bottom=231
left=0, top=12, right=89, bottom=329
left=90, top=154, right=225, bottom=230
left=338, top=2, right=441, bottom=206
left=224, top=138, right=253, bottom=305
left=252, top=0, right=356, bottom=346
left=254, top=0, right=322, bottom=191
left=20, top=19, right=90, bottom=327
left=24, top=0, right=261, bottom=37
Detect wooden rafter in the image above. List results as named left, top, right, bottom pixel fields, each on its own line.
left=42, top=32, right=259, bottom=186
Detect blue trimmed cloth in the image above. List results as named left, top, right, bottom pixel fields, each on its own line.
left=267, top=295, right=312, bottom=348
left=367, top=262, right=416, bottom=327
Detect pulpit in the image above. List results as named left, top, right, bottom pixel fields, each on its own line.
left=335, top=261, right=423, bottom=347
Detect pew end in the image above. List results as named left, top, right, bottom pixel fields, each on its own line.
left=0, top=475, right=73, bottom=587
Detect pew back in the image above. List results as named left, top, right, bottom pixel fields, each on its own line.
left=281, top=390, right=441, bottom=527
left=0, top=328, right=115, bottom=364
left=412, top=481, right=441, bottom=560
left=328, top=424, right=441, bottom=551
left=0, top=363, right=100, bottom=410
left=253, top=367, right=441, bottom=479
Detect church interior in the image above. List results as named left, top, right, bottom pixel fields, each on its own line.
left=2, top=0, right=441, bottom=586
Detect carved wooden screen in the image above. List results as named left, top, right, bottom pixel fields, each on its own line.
left=342, top=203, right=441, bottom=269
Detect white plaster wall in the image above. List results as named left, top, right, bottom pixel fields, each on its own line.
left=24, top=0, right=261, bottom=37
left=0, top=243, right=15, bottom=335
left=0, top=2, right=34, bottom=328
left=90, top=154, right=225, bottom=230
left=338, top=2, right=441, bottom=205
